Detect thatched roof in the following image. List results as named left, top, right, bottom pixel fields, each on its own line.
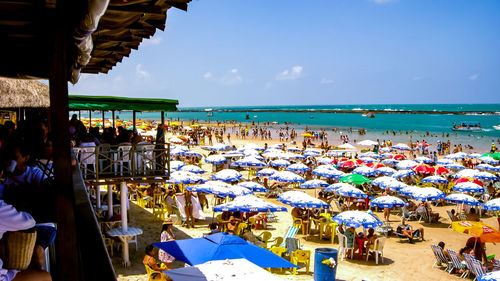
left=0, top=77, right=50, bottom=108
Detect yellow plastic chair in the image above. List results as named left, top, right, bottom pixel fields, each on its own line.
left=248, top=217, right=257, bottom=229
left=235, top=222, right=248, bottom=236
left=216, top=214, right=227, bottom=232
left=102, top=235, right=113, bottom=257
left=291, top=249, right=311, bottom=275
left=269, top=246, right=288, bottom=273
left=144, top=265, right=167, bottom=281
left=268, top=237, right=284, bottom=248
left=292, top=216, right=305, bottom=234
left=257, top=231, right=272, bottom=248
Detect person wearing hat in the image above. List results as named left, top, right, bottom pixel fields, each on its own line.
left=158, top=218, right=176, bottom=269
left=491, top=142, right=497, bottom=153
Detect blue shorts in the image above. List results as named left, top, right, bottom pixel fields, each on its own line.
left=35, top=225, right=57, bottom=249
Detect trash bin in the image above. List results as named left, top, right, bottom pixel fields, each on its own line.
left=314, top=248, right=338, bottom=281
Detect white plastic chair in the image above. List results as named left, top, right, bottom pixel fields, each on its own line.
left=337, top=230, right=354, bottom=261
left=138, top=143, right=155, bottom=174
left=115, top=144, right=132, bottom=176
left=80, top=143, right=96, bottom=178
left=366, top=237, right=385, bottom=264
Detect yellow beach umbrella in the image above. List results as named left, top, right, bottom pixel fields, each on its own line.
left=302, top=133, right=314, bottom=138
left=452, top=221, right=500, bottom=243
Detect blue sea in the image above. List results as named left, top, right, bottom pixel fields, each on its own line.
left=77, top=104, right=500, bottom=152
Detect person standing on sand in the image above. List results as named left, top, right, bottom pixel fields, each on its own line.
left=177, top=189, right=197, bottom=228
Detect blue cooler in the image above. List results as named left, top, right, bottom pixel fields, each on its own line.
left=314, top=248, right=338, bottom=281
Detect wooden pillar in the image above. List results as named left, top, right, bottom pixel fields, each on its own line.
left=112, top=110, right=115, bottom=128
left=78, top=110, right=81, bottom=120
left=48, top=22, right=80, bottom=281
left=89, top=110, right=92, bottom=127
left=161, top=111, right=165, bottom=125
left=133, top=110, right=136, bottom=130
left=102, top=110, right=105, bottom=129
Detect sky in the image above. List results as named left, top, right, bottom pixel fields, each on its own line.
left=70, top=0, right=500, bottom=107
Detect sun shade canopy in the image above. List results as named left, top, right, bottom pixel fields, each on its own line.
left=68, top=95, right=178, bottom=111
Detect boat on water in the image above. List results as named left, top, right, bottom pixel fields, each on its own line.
left=494, top=124, right=500, bottom=130
left=452, top=121, right=483, bottom=131
left=362, top=112, right=375, bottom=118
left=205, top=108, right=213, bottom=117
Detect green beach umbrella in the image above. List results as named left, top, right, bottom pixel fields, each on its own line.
left=340, top=174, right=372, bottom=185
left=481, top=153, right=500, bottom=160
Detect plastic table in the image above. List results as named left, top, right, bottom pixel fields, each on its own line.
left=107, top=227, right=143, bottom=267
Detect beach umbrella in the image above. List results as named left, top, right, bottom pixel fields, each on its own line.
left=335, top=185, right=368, bottom=198
left=188, top=182, right=252, bottom=198
left=286, top=147, right=301, bottom=152
left=366, top=162, right=385, bottom=169
left=236, top=182, right=268, bottom=192
left=304, top=148, right=322, bottom=155
left=380, top=147, right=392, bottom=152
left=398, top=186, right=420, bottom=197
left=243, top=143, right=263, bottom=151
left=339, top=174, right=372, bottom=185
left=477, top=270, right=500, bottom=281
left=361, top=152, right=380, bottom=158
left=410, top=187, right=445, bottom=201
left=278, top=191, right=329, bottom=209
left=283, top=152, right=305, bottom=160
left=381, top=158, right=399, bottom=165
left=154, top=232, right=298, bottom=268
left=232, top=157, right=267, bottom=168
left=222, top=151, right=245, bottom=158
left=302, top=133, right=314, bottom=138
left=359, top=157, right=377, bottom=163
left=415, top=156, right=433, bottom=163
left=270, top=159, right=291, bottom=168
left=454, top=177, right=483, bottom=186
left=316, top=157, right=334, bottom=165
left=333, top=211, right=383, bottom=228
left=391, top=154, right=407, bottom=161
left=375, top=166, right=396, bottom=176
left=287, top=163, right=311, bottom=172
left=412, top=164, right=435, bottom=175
left=444, top=194, right=481, bottom=206
left=241, top=149, right=261, bottom=157
left=269, top=144, right=285, bottom=150
left=421, top=175, right=448, bottom=184
left=434, top=166, right=450, bottom=175
left=476, top=164, right=500, bottom=172
left=212, top=169, right=243, bottom=183
left=445, top=152, right=468, bottom=160
left=339, top=160, right=359, bottom=169
left=269, top=171, right=306, bottom=183
left=326, top=150, right=345, bottom=157
left=171, top=147, right=188, bottom=157
left=202, top=143, right=231, bottom=151
left=481, top=153, right=500, bottom=160
left=184, top=150, right=203, bottom=158
left=453, top=182, right=485, bottom=193
left=213, top=195, right=285, bottom=212
left=469, top=153, right=483, bottom=158
left=256, top=168, right=277, bottom=177
left=455, top=169, right=481, bottom=178
left=480, top=156, right=500, bottom=165
left=205, top=155, right=227, bottom=164
left=169, top=137, right=185, bottom=144
left=474, top=172, right=499, bottom=181
left=303, top=152, right=320, bottom=158
left=483, top=198, right=500, bottom=211
left=352, top=166, right=376, bottom=176
left=299, top=179, right=329, bottom=189
left=445, top=163, right=466, bottom=170
left=338, top=143, right=356, bottom=150
left=180, top=165, right=206, bottom=174
left=392, top=143, right=410, bottom=150
left=313, top=167, right=345, bottom=179
left=358, top=140, right=378, bottom=146
left=372, top=176, right=397, bottom=186
left=168, top=171, right=207, bottom=184
left=170, top=160, right=186, bottom=170
left=451, top=221, right=500, bottom=243
left=370, top=196, right=408, bottom=208
left=392, top=169, right=415, bottom=179
left=396, top=160, right=418, bottom=170
left=324, top=183, right=354, bottom=192
left=383, top=180, right=408, bottom=191
left=436, top=158, right=454, bottom=165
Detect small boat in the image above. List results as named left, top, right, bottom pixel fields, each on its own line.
left=369, top=113, right=375, bottom=118
left=494, top=125, right=500, bottom=130
left=309, top=116, right=314, bottom=119
left=245, top=114, right=250, bottom=120
left=452, top=121, right=483, bottom=131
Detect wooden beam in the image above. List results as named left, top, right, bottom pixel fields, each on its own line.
left=106, top=5, right=166, bottom=15
left=133, top=110, right=136, bottom=130
left=112, top=110, right=115, bottom=128
left=164, top=1, right=188, bottom=11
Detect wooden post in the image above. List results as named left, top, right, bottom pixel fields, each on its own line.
left=112, top=110, right=115, bottom=128
left=161, top=111, right=165, bottom=126
left=133, top=110, right=136, bottom=130
left=78, top=110, right=81, bottom=120
left=102, top=110, right=105, bottom=129
left=48, top=23, right=80, bottom=281
left=89, top=110, right=92, bottom=127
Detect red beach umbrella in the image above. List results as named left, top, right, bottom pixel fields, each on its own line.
left=339, top=160, right=359, bottom=168
left=367, top=162, right=385, bottom=169
left=391, top=154, right=407, bottom=160
left=435, top=166, right=450, bottom=175
left=413, top=164, right=435, bottom=175
left=454, top=177, right=483, bottom=187
left=419, top=142, right=430, bottom=147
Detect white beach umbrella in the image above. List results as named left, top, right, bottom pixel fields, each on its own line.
left=299, top=179, right=329, bottom=189
left=398, top=186, right=420, bottom=197
left=205, top=155, right=227, bottom=164
left=454, top=169, right=481, bottom=178
left=170, top=160, right=186, bottom=170
left=483, top=198, right=500, bottom=211
left=421, top=175, right=448, bottom=184
left=313, top=167, right=345, bottom=179
left=436, top=158, right=454, bottom=165
left=270, top=159, right=291, bottom=168
left=212, top=169, right=243, bottom=183
left=375, top=166, right=396, bottom=176
left=444, top=194, right=481, bottom=206
left=338, top=143, right=356, bottom=149
left=236, top=182, right=268, bottom=192
left=287, top=163, right=311, bottom=172
left=415, top=156, right=433, bottom=163
left=453, top=182, right=485, bottom=193
left=335, top=185, right=368, bottom=198
left=256, top=168, right=278, bottom=177
left=352, top=166, right=376, bottom=176
left=410, top=187, right=445, bottom=201
left=278, top=191, right=329, bottom=209
left=358, top=140, right=378, bottom=146
left=317, top=157, right=334, bottom=165
left=474, top=171, right=499, bottom=181
left=269, top=171, right=306, bottom=183
left=392, top=143, right=410, bottom=150
left=476, top=164, right=500, bottom=172
left=213, top=196, right=286, bottom=213
left=333, top=211, right=383, bottom=228
left=396, top=160, right=418, bottom=170
left=324, top=183, right=354, bottom=192
left=180, top=164, right=206, bottom=174
left=392, top=169, right=415, bottom=179
left=169, top=171, right=206, bottom=184
left=480, top=156, right=500, bottom=165
left=370, top=196, right=408, bottom=208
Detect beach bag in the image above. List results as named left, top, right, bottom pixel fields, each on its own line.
left=0, top=228, right=37, bottom=270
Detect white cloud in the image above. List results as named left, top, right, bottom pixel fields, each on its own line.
left=264, top=81, right=273, bottom=90
left=142, top=36, right=162, bottom=46
left=469, top=73, right=479, bottom=80
left=320, top=78, right=333, bottom=84
left=221, top=69, right=243, bottom=85
left=231, top=68, right=238, bottom=73
left=276, top=66, right=303, bottom=81
left=136, top=64, right=150, bottom=80
left=369, top=0, right=397, bottom=4
left=203, top=72, right=213, bottom=79
left=412, top=76, right=421, bottom=81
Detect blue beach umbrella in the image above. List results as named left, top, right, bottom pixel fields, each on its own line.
left=454, top=169, right=481, bottom=179
left=313, top=167, right=345, bottom=179
left=333, top=211, right=383, bottom=228
left=180, top=165, right=206, bottom=174
left=421, top=175, right=448, bottom=184
left=270, top=159, right=291, bottom=168
left=372, top=176, right=397, bottom=186
left=287, top=163, right=311, bottom=172
left=299, top=179, right=329, bottom=189
left=392, top=143, right=411, bottom=150
left=483, top=198, right=500, bottom=211
left=212, top=169, right=243, bottom=183
left=360, top=152, right=380, bottom=158
left=381, top=179, right=407, bottom=191
left=269, top=171, right=306, bottom=183
left=415, top=156, right=433, bottom=164
left=170, top=160, right=186, bottom=170
left=243, top=143, right=263, bottom=151
left=153, top=232, right=298, bottom=268
left=375, top=166, right=396, bottom=176
left=232, top=157, right=267, bottom=168
left=188, top=181, right=252, bottom=198
left=359, top=157, right=377, bottom=163
left=445, top=163, right=466, bottom=170
left=184, top=150, right=203, bottom=157
left=256, top=168, right=277, bottom=177
left=398, top=186, right=420, bottom=197
left=444, top=194, right=481, bottom=206
left=316, top=157, right=334, bottom=165
left=370, top=196, right=408, bottom=208
left=436, top=159, right=454, bottom=165
left=410, top=187, right=445, bottom=201
left=324, top=183, right=354, bottom=192
left=480, top=156, right=500, bottom=165
left=205, top=155, right=227, bottom=164
left=392, top=169, right=415, bottom=179
left=453, top=182, right=484, bottom=193
left=477, top=270, right=500, bottom=281
left=278, top=191, right=329, bottom=209
left=444, top=153, right=468, bottom=160
left=213, top=195, right=286, bottom=212
left=352, top=166, right=376, bottom=176
left=286, top=147, right=301, bottom=152
left=382, top=158, right=399, bottom=165
left=335, top=185, right=368, bottom=198
left=476, top=164, right=500, bottom=172
left=474, top=172, right=499, bottom=181
left=469, top=153, right=483, bottom=159
left=168, top=171, right=207, bottom=184
left=237, top=181, right=268, bottom=192
left=380, top=147, right=392, bottom=153
left=202, top=143, right=231, bottom=151
left=396, top=160, right=418, bottom=170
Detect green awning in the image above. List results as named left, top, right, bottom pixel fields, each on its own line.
left=68, top=95, right=178, bottom=111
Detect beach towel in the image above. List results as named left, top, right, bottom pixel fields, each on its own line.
left=175, top=194, right=205, bottom=220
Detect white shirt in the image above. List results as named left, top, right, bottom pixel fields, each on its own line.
left=0, top=200, right=36, bottom=281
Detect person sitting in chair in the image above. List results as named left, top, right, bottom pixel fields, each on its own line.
left=397, top=220, right=424, bottom=243
left=143, top=244, right=167, bottom=279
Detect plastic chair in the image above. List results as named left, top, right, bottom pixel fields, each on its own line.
left=80, top=143, right=96, bottom=178
left=366, top=237, right=385, bottom=264
left=447, top=249, right=467, bottom=277
left=102, top=235, right=113, bottom=257
left=291, top=249, right=311, bottom=274
left=257, top=231, right=272, bottom=248
left=337, top=230, right=354, bottom=260
left=115, top=144, right=132, bottom=176
left=270, top=246, right=287, bottom=257
left=431, top=245, right=451, bottom=271
left=144, top=264, right=167, bottom=281
left=279, top=226, right=298, bottom=247
left=292, top=216, right=305, bottom=234
left=235, top=222, right=248, bottom=236
left=268, top=237, right=284, bottom=248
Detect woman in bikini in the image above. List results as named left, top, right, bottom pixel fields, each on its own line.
left=143, top=244, right=167, bottom=279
